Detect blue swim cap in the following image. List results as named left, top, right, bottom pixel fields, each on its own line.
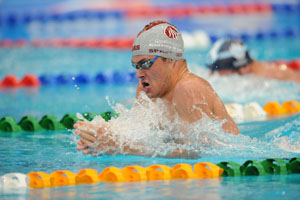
left=207, top=39, right=253, bottom=71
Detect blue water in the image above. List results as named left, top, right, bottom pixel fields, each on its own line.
left=0, top=46, right=300, bottom=199
left=1, top=1, right=300, bottom=199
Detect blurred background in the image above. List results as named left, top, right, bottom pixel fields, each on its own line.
left=1, top=0, right=299, bottom=65
left=0, top=0, right=299, bottom=40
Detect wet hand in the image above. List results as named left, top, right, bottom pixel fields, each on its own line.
left=74, top=120, right=113, bottom=156
left=77, top=139, right=97, bottom=157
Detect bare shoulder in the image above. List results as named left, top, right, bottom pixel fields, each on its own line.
left=173, top=73, right=215, bottom=97
left=172, top=73, right=218, bottom=110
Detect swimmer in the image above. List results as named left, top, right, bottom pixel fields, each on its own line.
left=74, top=20, right=239, bottom=158
left=207, top=38, right=300, bottom=83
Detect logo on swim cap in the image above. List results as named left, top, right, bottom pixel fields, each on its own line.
left=164, top=26, right=179, bottom=39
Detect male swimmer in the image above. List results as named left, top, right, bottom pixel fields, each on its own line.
left=74, top=20, right=239, bottom=158
left=207, top=38, right=300, bottom=83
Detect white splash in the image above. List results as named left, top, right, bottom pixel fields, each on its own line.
left=78, top=93, right=298, bottom=158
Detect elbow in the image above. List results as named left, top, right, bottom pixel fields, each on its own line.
left=223, top=121, right=240, bottom=135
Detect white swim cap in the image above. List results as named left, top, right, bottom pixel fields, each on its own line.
left=132, top=21, right=184, bottom=60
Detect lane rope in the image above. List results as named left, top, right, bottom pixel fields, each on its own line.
left=0, top=157, right=299, bottom=189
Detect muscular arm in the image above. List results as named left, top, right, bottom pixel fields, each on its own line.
left=253, top=61, right=300, bottom=83
left=172, top=78, right=239, bottom=135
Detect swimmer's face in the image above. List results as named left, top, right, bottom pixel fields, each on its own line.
left=132, top=55, right=173, bottom=98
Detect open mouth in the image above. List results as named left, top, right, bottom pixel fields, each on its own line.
left=142, top=81, right=150, bottom=88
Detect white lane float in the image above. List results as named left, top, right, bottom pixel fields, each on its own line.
left=0, top=173, right=29, bottom=190
left=225, top=102, right=267, bottom=122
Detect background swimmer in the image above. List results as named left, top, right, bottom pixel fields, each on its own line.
left=207, top=38, right=300, bottom=83
left=74, top=20, right=239, bottom=158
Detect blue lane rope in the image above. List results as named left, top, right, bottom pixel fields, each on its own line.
left=38, top=71, right=138, bottom=85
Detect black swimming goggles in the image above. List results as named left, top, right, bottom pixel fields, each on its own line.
left=132, top=56, right=159, bottom=70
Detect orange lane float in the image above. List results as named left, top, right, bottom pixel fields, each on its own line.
left=170, top=163, right=195, bottom=179
left=50, top=170, right=76, bottom=187
left=146, top=164, right=171, bottom=180
left=281, top=100, right=300, bottom=113
left=27, top=172, right=51, bottom=189
left=263, top=102, right=287, bottom=115
left=26, top=162, right=225, bottom=188
left=194, top=162, right=224, bottom=178
left=122, top=166, right=147, bottom=181
left=99, top=167, right=125, bottom=182
left=263, top=100, right=300, bottom=115
left=75, top=169, right=99, bottom=184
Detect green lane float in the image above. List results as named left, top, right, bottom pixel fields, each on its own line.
left=261, top=159, right=287, bottom=175
left=39, top=115, right=65, bottom=130
left=0, top=111, right=118, bottom=133
left=18, top=116, right=43, bottom=132
left=287, top=157, right=300, bottom=174
left=82, top=112, right=97, bottom=121
left=240, top=160, right=266, bottom=176
left=217, top=161, right=241, bottom=176
left=60, top=114, right=79, bottom=129
left=0, top=117, right=22, bottom=132
left=101, top=111, right=119, bottom=122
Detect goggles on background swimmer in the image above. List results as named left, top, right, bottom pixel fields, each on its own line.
left=132, top=56, right=159, bottom=70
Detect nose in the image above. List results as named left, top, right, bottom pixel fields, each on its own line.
left=136, top=69, right=145, bottom=79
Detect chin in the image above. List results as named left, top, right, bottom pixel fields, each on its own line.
left=145, top=91, right=156, bottom=99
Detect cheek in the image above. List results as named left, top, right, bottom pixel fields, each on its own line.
left=149, top=69, right=164, bottom=82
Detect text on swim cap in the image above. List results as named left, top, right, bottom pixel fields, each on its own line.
left=149, top=49, right=182, bottom=57
left=132, top=45, right=140, bottom=51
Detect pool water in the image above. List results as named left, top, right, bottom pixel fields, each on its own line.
left=1, top=0, right=300, bottom=199
left=0, top=45, right=300, bottom=199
